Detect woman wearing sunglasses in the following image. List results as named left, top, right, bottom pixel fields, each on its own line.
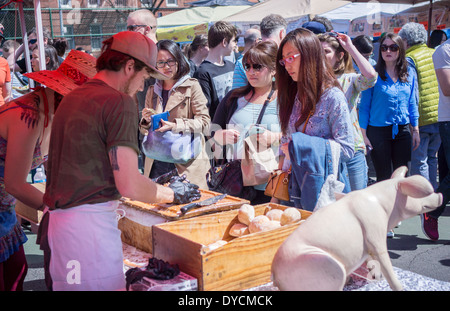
left=212, top=40, right=281, bottom=204
left=359, top=33, right=419, bottom=183
left=318, top=32, right=377, bottom=191
left=275, top=28, right=354, bottom=209
left=140, top=39, right=211, bottom=189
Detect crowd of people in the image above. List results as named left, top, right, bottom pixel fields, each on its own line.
left=0, top=9, right=449, bottom=291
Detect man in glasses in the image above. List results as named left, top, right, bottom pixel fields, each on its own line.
left=127, top=9, right=158, bottom=170
left=127, top=9, right=158, bottom=44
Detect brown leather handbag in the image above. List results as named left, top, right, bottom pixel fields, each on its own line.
left=264, top=168, right=291, bottom=202
left=265, top=111, right=312, bottom=202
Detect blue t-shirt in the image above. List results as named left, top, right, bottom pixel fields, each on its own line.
left=232, top=57, right=248, bottom=89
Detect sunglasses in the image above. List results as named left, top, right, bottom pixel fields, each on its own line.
left=380, top=44, right=399, bottom=52
left=244, top=63, right=265, bottom=72
left=326, top=32, right=339, bottom=38
left=127, top=24, right=153, bottom=31
left=156, top=59, right=177, bottom=68
left=279, top=53, right=300, bottom=67
left=28, top=39, right=37, bottom=45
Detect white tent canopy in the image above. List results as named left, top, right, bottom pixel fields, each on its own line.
left=318, top=2, right=414, bottom=33
left=157, top=5, right=251, bottom=27
left=222, top=0, right=351, bottom=24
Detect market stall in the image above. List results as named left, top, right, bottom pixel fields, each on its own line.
left=317, top=2, right=413, bottom=34
left=156, top=3, right=252, bottom=44
left=348, top=0, right=449, bottom=37
left=156, top=23, right=208, bottom=43
left=119, top=194, right=312, bottom=291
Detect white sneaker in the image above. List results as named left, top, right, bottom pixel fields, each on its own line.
left=387, top=230, right=395, bottom=238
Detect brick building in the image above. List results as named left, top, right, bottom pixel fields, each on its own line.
left=0, top=0, right=197, bottom=54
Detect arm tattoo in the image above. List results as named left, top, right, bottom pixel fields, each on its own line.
left=109, top=146, right=120, bottom=171
left=17, top=93, right=40, bottom=129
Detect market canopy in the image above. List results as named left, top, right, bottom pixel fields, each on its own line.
left=349, top=0, right=429, bottom=3
left=157, top=4, right=252, bottom=27
left=348, top=0, right=443, bottom=37
left=157, top=23, right=208, bottom=43
left=319, top=2, right=413, bottom=33
left=221, top=0, right=351, bottom=24
left=188, top=0, right=256, bottom=6
left=347, top=0, right=449, bottom=37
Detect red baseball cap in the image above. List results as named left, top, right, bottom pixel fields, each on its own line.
left=109, top=31, right=168, bottom=80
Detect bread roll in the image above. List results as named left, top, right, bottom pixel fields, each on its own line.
left=238, top=204, right=255, bottom=225
left=266, top=209, right=283, bottom=221
left=229, top=223, right=249, bottom=237
left=280, top=208, right=302, bottom=225
left=249, top=215, right=281, bottom=233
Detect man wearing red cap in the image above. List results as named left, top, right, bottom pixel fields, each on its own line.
left=39, top=31, right=201, bottom=291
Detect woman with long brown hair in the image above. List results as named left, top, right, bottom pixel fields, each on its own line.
left=359, top=33, right=419, bottom=183
left=274, top=28, right=354, bottom=208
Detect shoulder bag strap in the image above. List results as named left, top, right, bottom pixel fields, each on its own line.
left=255, top=87, right=275, bottom=125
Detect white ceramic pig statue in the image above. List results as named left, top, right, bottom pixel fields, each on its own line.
left=271, top=166, right=443, bottom=291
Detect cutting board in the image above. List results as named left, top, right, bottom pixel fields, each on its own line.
left=120, top=189, right=249, bottom=221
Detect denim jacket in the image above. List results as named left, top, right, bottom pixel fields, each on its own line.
left=288, top=132, right=348, bottom=211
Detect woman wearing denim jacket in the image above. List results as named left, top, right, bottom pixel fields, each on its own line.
left=359, top=33, right=419, bottom=183
left=273, top=28, right=355, bottom=206
left=319, top=32, right=378, bottom=191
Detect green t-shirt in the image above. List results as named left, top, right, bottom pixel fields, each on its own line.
left=44, top=79, right=139, bottom=209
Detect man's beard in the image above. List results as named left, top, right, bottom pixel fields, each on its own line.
left=123, top=72, right=138, bottom=96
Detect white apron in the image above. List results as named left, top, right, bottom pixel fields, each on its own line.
left=47, top=200, right=125, bottom=291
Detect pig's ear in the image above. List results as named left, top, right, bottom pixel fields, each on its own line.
left=334, top=192, right=346, bottom=200
left=398, top=175, right=434, bottom=198
left=391, top=166, right=408, bottom=179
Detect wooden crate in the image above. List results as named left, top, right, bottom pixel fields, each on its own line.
left=152, top=203, right=312, bottom=291
left=15, top=182, right=46, bottom=224
left=118, top=190, right=249, bottom=254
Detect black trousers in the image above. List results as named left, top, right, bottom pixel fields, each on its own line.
left=367, top=124, right=412, bottom=182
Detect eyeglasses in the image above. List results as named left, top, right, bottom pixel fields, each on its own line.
left=127, top=24, right=153, bottom=31
left=380, top=44, right=399, bottom=52
left=279, top=53, right=300, bottom=67
left=244, top=63, right=265, bottom=72
left=28, top=39, right=37, bottom=45
left=156, top=59, right=177, bottom=68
